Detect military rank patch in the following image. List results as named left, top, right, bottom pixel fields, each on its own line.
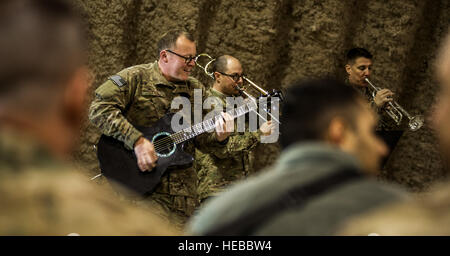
left=109, top=75, right=127, bottom=87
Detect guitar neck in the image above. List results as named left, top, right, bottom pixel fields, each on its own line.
left=170, top=100, right=257, bottom=144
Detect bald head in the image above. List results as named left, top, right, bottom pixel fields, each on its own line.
left=212, top=55, right=242, bottom=75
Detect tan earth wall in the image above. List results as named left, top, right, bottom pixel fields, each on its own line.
left=74, top=0, right=450, bottom=192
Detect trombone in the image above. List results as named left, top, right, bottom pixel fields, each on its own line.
left=365, top=78, right=424, bottom=131
left=195, top=53, right=282, bottom=125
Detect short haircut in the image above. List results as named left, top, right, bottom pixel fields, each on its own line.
left=280, top=78, right=362, bottom=149
left=346, top=48, right=373, bottom=64
left=211, top=55, right=230, bottom=80
left=0, top=0, right=87, bottom=95
left=157, top=30, right=195, bottom=56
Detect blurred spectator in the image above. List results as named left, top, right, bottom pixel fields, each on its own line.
left=0, top=0, right=178, bottom=235
left=338, top=30, right=450, bottom=236
left=187, top=78, right=406, bottom=235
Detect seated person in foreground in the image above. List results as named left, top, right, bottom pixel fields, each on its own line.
left=187, top=78, right=407, bottom=235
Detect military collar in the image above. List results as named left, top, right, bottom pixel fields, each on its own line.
left=210, top=87, right=228, bottom=99
left=151, top=61, right=190, bottom=92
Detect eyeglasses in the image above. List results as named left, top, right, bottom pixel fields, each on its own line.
left=217, top=71, right=245, bottom=82
left=165, top=49, right=197, bottom=64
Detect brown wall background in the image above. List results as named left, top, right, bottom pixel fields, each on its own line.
left=74, top=0, right=450, bottom=192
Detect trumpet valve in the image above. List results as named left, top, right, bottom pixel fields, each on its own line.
left=409, top=115, right=424, bottom=131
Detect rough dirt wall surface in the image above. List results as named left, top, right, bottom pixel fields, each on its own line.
left=74, top=0, right=450, bottom=192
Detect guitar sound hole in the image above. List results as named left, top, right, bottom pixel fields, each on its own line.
left=152, top=132, right=176, bottom=157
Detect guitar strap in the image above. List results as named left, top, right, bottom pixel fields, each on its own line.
left=205, top=166, right=363, bottom=235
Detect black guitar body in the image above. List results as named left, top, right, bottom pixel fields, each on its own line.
left=96, top=113, right=194, bottom=195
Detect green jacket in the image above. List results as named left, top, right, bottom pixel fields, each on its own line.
left=194, top=88, right=262, bottom=201
left=89, top=61, right=204, bottom=216
left=188, top=142, right=406, bottom=235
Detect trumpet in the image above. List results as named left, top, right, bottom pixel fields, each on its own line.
left=364, top=78, right=423, bottom=131
left=195, top=53, right=282, bottom=124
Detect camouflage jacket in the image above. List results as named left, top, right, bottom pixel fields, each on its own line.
left=194, top=88, right=262, bottom=201
left=0, top=127, right=179, bottom=235
left=89, top=61, right=204, bottom=215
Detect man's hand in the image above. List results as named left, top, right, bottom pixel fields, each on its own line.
left=259, top=120, right=274, bottom=136
left=215, top=112, right=234, bottom=142
left=133, top=137, right=158, bottom=172
left=374, top=88, right=394, bottom=108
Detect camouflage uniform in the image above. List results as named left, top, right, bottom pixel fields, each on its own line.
left=89, top=61, right=204, bottom=226
left=0, top=127, right=179, bottom=235
left=195, top=88, right=262, bottom=202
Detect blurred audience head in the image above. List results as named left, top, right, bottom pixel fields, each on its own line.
left=0, top=0, right=90, bottom=156
left=433, top=30, right=450, bottom=165
left=281, top=78, right=388, bottom=174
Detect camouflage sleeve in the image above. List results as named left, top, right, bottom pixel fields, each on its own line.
left=194, top=132, right=228, bottom=159
left=211, top=130, right=261, bottom=159
left=193, top=86, right=230, bottom=157
left=88, top=71, right=142, bottom=150
left=195, top=131, right=223, bottom=149
left=195, top=125, right=262, bottom=159
left=229, top=130, right=261, bottom=151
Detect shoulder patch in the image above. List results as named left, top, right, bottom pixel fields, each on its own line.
left=109, top=75, right=127, bottom=87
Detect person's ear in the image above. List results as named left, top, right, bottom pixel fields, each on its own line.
left=345, top=64, right=352, bottom=75
left=326, top=117, right=346, bottom=145
left=160, top=50, right=169, bottom=63
left=214, top=72, right=221, bottom=83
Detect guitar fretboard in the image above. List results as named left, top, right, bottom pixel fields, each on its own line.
left=169, top=100, right=257, bottom=144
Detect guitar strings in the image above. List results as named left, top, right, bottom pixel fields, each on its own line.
left=151, top=128, right=198, bottom=153
left=151, top=121, right=206, bottom=151
left=151, top=104, right=252, bottom=153
left=152, top=129, right=190, bottom=152
left=152, top=110, right=242, bottom=152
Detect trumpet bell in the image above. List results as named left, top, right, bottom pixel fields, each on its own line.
left=409, top=115, right=424, bottom=131
left=365, top=77, right=423, bottom=131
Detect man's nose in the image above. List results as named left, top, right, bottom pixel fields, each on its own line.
left=187, top=58, right=196, bottom=67
left=364, top=68, right=371, bottom=77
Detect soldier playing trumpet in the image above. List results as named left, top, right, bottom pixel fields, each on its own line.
left=345, top=48, right=423, bottom=132
left=345, top=48, right=403, bottom=167
left=345, top=48, right=395, bottom=127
